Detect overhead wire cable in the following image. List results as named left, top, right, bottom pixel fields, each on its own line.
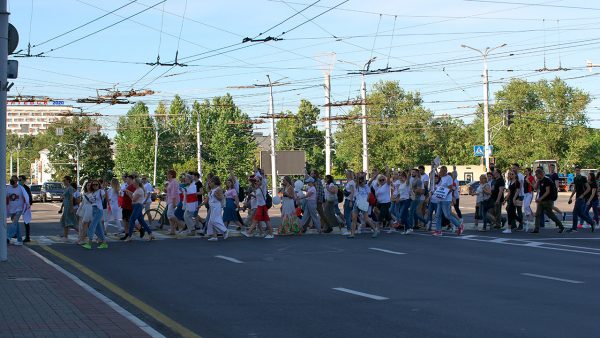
left=38, top=0, right=166, bottom=55
left=34, top=0, right=139, bottom=48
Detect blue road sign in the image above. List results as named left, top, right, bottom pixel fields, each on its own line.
left=474, top=145, right=485, bottom=157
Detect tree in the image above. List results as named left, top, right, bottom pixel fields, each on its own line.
left=114, top=102, right=155, bottom=178
left=334, top=81, right=434, bottom=173
left=276, top=99, right=325, bottom=171
left=80, top=133, right=114, bottom=181
left=485, top=78, right=592, bottom=170
left=199, top=94, right=257, bottom=180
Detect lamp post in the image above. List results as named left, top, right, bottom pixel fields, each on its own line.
left=59, top=143, right=80, bottom=186
left=461, top=43, right=507, bottom=171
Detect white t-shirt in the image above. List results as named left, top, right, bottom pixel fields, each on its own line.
left=345, top=180, right=356, bottom=201
left=324, top=183, right=337, bottom=201
left=143, top=182, right=153, bottom=203
left=398, top=181, right=410, bottom=200
left=7, top=185, right=24, bottom=214
left=355, top=185, right=370, bottom=202
left=184, top=184, right=198, bottom=211
left=517, top=172, right=525, bottom=197
left=86, top=190, right=105, bottom=209
left=421, top=173, right=430, bottom=189
left=375, top=183, right=391, bottom=203
left=439, top=175, right=454, bottom=202
left=255, top=187, right=267, bottom=206
left=306, top=186, right=317, bottom=202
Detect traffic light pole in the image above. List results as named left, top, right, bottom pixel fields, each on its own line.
left=0, top=0, right=9, bottom=261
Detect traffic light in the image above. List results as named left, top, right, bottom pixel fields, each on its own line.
left=504, top=109, right=515, bottom=126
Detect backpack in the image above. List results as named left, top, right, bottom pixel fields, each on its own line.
left=337, top=188, right=344, bottom=203
left=265, top=192, right=273, bottom=209
left=238, top=186, right=246, bottom=202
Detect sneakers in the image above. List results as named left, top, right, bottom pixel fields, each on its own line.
left=371, top=229, right=379, bottom=238
left=456, top=221, right=464, bottom=236
left=567, top=228, right=578, bottom=233
left=405, top=228, right=413, bottom=235
left=386, top=228, right=397, bottom=234
left=208, top=237, right=218, bottom=242
left=264, top=234, right=274, bottom=239
left=341, top=229, right=350, bottom=236
left=432, top=231, right=442, bottom=237
left=502, top=229, right=512, bottom=234
left=81, top=243, right=92, bottom=250
left=13, top=241, right=23, bottom=246
left=97, top=242, right=108, bottom=249
left=223, top=230, right=229, bottom=240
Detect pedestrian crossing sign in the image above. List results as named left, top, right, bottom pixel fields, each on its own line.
left=474, top=145, right=485, bottom=157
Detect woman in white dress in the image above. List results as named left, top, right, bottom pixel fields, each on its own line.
left=279, top=176, right=299, bottom=235
left=107, top=178, right=123, bottom=231
left=205, top=176, right=228, bottom=241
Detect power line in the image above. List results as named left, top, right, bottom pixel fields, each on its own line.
left=38, top=0, right=166, bottom=55
left=34, top=0, right=139, bottom=49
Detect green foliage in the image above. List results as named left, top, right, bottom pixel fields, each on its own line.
left=80, top=133, right=115, bottom=181
left=114, top=102, right=155, bottom=179
left=276, top=99, right=325, bottom=171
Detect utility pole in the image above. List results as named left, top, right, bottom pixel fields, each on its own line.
left=324, top=74, right=332, bottom=175
left=267, top=75, right=277, bottom=196
left=461, top=43, right=506, bottom=171
left=16, top=142, right=19, bottom=177
left=196, top=112, right=202, bottom=179
left=153, top=128, right=159, bottom=187
left=9, top=151, right=12, bottom=176
left=360, top=71, right=368, bottom=174
left=1, top=0, right=9, bottom=261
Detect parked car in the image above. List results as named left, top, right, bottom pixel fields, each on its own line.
left=461, top=181, right=480, bottom=195
left=30, top=184, right=42, bottom=203
left=41, top=182, right=64, bottom=202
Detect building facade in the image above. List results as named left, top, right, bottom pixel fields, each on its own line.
left=7, top=100, right=72, bottom=136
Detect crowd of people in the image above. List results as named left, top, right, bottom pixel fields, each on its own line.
left=5, top=161, right=599, bottom=248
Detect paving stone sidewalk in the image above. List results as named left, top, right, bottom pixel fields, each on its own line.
left=0, top=246, right=151, bottom=338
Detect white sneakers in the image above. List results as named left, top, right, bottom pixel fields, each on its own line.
left=264, top=234, right=274, bottom=239
left=502, top=229, right=512, bottom=234
left=341, top=229, right=350, bottom=236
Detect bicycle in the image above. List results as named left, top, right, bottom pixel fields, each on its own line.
left=144, top=200, right=168, bottom=230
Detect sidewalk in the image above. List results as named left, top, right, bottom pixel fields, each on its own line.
left=0, top=246, right=154, bottom=338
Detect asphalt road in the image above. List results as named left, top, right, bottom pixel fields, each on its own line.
left=27, top=210, right=600, bottom=338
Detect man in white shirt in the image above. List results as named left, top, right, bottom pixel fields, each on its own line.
left=419, top=165, right=430, bottom=196
left=141, top=176, right=154, bottom=213
left=7, top=176, right=28, bottom=245
left=433, top=166, right=464, bottom=236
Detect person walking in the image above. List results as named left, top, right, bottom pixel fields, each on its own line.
left=205, top=176, right=228, bottom=241
left=323, top=175, right=339, bottom=233
left=568, top=166, right=596, bottom=232
left=433, top=166, right=464, bottom=236
left=6, top=176, right=28, bottom=246
left=243, top=175, right=274, bottom=239
left=487, top=168, right=506, bottom=230
left=472, top=174, right=491, bottom=231
left=348, top=173, right=378, bottom=238
left=179, top=174, right=199, bottom=236
left=77, top=181, right=93, bottom=244
left=522, top=168, right=535, bottom=232
left=81, top=180, right=108, bottom=250
left=59, top=176, right=77, bottom=240
left=279, top=176, right=299, bottom=235
left=532, top=168, right=564, bottom=233
left=223, top=178, right=243, bottom=230
left=123, top=178, right=155, bottom=242
left=107, top=178, right=123, bottom=232
left=166, top=169, right=184, bottom=236
left=375, top=172, right=392, bottom=229
left=298, top=177, right=321, bottom=234
left=17, top=175, right=33, bottom=243
left=503, top=171, right=520, bottom=234
left=407, top=168, right=426, bottom=233
left=342, top=170, right=356, bottom=236
left=585, top=172, right=599, bottom=227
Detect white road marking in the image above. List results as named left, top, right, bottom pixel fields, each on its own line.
left=521, top=273, right=584, bottom=284
left=490, top=238, right=509, bottom=243
left=43, top=202, right=61, bottom=209
left=524, top=242, right=544, bottom=247
left=332, top=287, right=388, bottom=300
left=214, top=255, right=244, bottom=264
left=26, top=247, right=165, bottom=338
left=369, top=247, right=406, bottom=255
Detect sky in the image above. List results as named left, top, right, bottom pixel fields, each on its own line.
left=7, top=0, right=600, bottom=137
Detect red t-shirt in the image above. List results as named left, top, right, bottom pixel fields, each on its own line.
left=121, top=184, right=135, bottom=210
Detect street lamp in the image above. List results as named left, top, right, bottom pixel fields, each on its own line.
left=461, top=43, right=507, bottom=171
left=338, top=57, right=377, bottom=175
left=58, top=143, right=80, bottom=186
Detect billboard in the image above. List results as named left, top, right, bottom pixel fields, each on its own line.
left=260, top=150, right=306, bottom=176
